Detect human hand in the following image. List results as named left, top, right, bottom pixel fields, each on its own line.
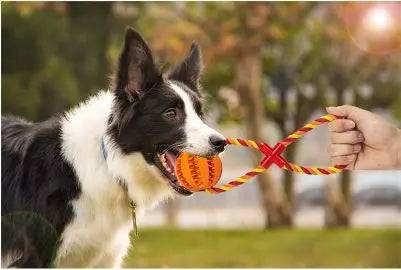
left=326, top=105, right=401, bottom=170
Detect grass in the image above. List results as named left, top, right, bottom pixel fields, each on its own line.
left=123, top=228, right=401, bottom=268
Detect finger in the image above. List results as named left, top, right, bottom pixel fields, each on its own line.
left=328, top=143, right=362, bottom=157
left=328, top=119, right=356, bottom=132
left=331, top=154, right=356, bottom=169
left=330, top=131, right=364, bottom=144
left=326, top=105, right=369, bottom=125
left=326, top=105, right=354, bottom=118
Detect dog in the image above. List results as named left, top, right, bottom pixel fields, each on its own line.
left=1, top=28, right=226, bottom=268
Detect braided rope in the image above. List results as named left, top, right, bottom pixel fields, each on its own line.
left=280, top=114, right=339, bottom=147
left=204, top=114, right=346, bottom=194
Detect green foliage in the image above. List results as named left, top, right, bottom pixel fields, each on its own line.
left=2, top=2, right=112, bottom=121
left=124, top=228, right=401, bottom=267
left=2, top=2, right=400, bottom=123
left=2, top=3, right=76, bottom=120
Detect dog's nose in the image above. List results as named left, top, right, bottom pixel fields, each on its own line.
left=209, top=136, right=227, bottom=153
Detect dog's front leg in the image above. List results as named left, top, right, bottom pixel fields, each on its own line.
left=93, top=229, right=131, bottom=268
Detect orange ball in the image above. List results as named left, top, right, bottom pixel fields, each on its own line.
left=175, top=152, right=222, bottom=191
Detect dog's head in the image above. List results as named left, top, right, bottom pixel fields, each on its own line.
left=108, top=28, right=226, bottom=196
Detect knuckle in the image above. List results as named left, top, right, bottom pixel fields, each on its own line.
left=341, top=105, right=353, bottom=113
left=330, top=120, right=344, bottom=132
left=353, top=132, right=364, bottom=143
left=339, top=120, right=346, bottom=130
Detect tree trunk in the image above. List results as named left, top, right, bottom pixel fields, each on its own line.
left=325, top=174, right=351, bottom=227
left=164, top=198, right=178, bottom=227
left=325, top=85, right=352, bottom=227
left=233, top=3, right=289, bottom=228
left=235, top=49, right=286, bottom=228
left=338, top=170, right=352, bottom=226
left=281, top=144, right=297, bottom=226
left=67, top=2, right=112, bottom=97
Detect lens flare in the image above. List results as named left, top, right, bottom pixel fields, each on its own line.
left=342, top=2, right=401, bottom=54
left=364, top=7, right=393, bottom=32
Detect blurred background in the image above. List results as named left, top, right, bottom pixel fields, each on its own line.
left=2, top=1, right=401, bottom=267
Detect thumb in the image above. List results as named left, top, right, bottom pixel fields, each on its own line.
left=326, top=105, right=364, bottom=124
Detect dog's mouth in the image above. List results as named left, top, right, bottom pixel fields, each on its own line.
left=154, top=148, right=192, bottom=196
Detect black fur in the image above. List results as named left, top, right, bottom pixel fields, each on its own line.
left=108, top=28, right=203, bottom=161
left=1, top=116, right=81, bottom=267
left=1, top=27, right=207, bottom=267
left=169, top=43, right=203, bottom=92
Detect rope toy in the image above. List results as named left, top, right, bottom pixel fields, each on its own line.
left=175, top=114, right=347, bottom=194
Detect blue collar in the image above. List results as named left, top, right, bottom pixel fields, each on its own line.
left=101, top=136, right=108, bottom=160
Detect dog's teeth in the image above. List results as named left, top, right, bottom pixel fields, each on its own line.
left=158, top=152, right=176, bottom=178
left=161, top=156, right=170, bottom=171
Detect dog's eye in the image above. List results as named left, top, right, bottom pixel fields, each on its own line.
left=163, top=108, right=177, bottom=120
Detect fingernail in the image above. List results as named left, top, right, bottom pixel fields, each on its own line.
left=345, top=121, right=355, bottom=129
left=357, top=133, right=364, bottom=141
left=347, top=155, right=355, bottom=162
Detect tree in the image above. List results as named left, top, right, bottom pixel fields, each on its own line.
left=262, top=3, right=327, bottom=225
left=233, top=3, right=289, bottom=227
left=127, top=2, right=290, bottom=227
left=66, top=2, right=113, bottom=98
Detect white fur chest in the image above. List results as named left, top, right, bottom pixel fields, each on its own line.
left=57, top=91, right=174, bottom=267
left=55, top=187, right=132, bottom=267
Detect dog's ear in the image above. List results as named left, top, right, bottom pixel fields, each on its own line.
left=169, top=42, right=203, bottom=92
left=115, top=27, right=160, bottom=102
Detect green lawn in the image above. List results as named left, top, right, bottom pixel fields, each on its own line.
left=123, top=228, right=401, bottom=268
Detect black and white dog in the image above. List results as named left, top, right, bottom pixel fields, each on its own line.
left=1, top=28, right=226, bottom=268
